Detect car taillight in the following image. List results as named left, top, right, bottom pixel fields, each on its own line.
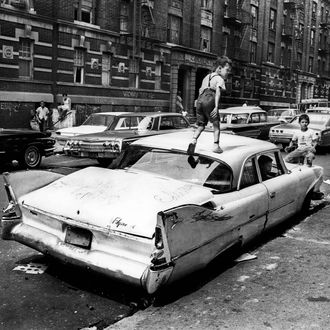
left=155, top=226, right=164, bottom=249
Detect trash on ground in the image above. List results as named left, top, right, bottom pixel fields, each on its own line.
left=237, top=275, right=250, bottom=282
left=235, top=252, right=257, bottom=263
left=13, top=262, right=48, bottom=274
left=263, top=263, right=278, bottom=271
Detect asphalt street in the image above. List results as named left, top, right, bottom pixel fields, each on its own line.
left=0, top=153, right=330, bottom=330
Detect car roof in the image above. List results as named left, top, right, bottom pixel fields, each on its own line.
left=221, top=106, right=264, bottom=114
left=132, top=130, right=278, bottom=174
left=90, top=112, right=184, bottom=117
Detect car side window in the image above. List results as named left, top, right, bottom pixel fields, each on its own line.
left=240, top=158, right=258, bottom=189
left=257, top=152, right=285, bottom=182
left=159, top=117, right=175, bottom=130
left=250, top=114, right=260, bottom=123
left=260, top=113, right=267, bottom=122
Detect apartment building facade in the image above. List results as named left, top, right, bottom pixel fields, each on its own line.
left=0, top=0, right=330, bottom=128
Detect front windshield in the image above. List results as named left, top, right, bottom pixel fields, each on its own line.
left=269, top=109, right=286, bottom=117
left=83, top=114, right=115, bottom=126
left=118, top=146, right=233, bottom=192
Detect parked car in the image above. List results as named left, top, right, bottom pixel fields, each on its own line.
left=2, top=131, right=323, bottom=294
left=269, top=112, right=330, bottom=149
left=55, top=111, right=141, bottom=146
left=63, top=112, right=191, bottom=166
left=306, top=107, right=330, bottom=114
left=0, top=129, right=55, bottom=168
left=267, top=108, right=302, bottom=123
left=219, top=106, right=279, bottom=140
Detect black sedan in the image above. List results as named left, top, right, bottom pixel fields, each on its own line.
left=0, top=129, right=56, bottom=168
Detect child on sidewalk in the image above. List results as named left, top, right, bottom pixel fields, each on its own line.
left=187, top=56, right=232, bottom=154
left=284, top=114, right=318, bottom=166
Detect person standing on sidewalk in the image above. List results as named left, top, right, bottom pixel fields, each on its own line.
left=35, top=101, right=49, bottom=132
left=57, top=93, right=71, bottom=120
left=187, top=55, right=232, bottom=154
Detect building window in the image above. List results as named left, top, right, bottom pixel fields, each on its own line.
left=310, top=29, right=315, bottom=46
left=201, top=0, right=213, bottom=10
left=280, top=46, right=285, bottom=66
left=129, top=57, right=140, bottom=88
left=200, top=26, right=211, bottom=52
left=74, top=48, right=85, bottom=84
left=224, top=0, right=228, bottom=17
left=167, top=15, right=181, bottom=44
left=120, top=0, right=129, bottom=32
left=251, top=5, right=258, bottom=29
left=74, top=0, right=94, bottom=24
left=267, top=42, right=275, bottom=63
left=19, top=38, right=33, bottom=79
left=297, top=52, right=302, bottom=69
left=250, top=41, right=257, bottom=63
left=269, top=8, right=276, bottom=30
left=222, top=33, right=228, bottom=55
left=102, top=53, right=112, bottom=86
left=312, top=1, right=317, bottom=19
left=155, top=61, right=162, bottom=90
left=308, top=57, right=313, bottom=72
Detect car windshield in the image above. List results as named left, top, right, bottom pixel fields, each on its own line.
left=290, top=114, right=330, bottom=126
left=114, top=115, right=145, bottom=130
left=269, top=109, right=293, bottom=117
left=83, top=114, right=115, bottom=126
left=117, top=146, right=233, bottom=192
left=220, top=113, right=249, bottom=124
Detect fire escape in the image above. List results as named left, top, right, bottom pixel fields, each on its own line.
left=223, top=0, right=251, bottom=62
left=281, top=0, right=304, bottom=78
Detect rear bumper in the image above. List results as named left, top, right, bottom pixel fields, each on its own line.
left=8, top=222, right=148, bottom=287
left=64, top=149, right=118, bottom=159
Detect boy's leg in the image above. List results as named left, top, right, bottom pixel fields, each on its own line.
left=212, top=120, right=222, bottom=153
left=305, top=148, right=315, bottom=167
left=284, top=148, right=304, bottom=164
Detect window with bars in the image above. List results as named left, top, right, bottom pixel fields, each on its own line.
left=251, top=5, right=258, bottom=29
left=74, top=48, right=85, bottom=84
left=129, top=57, right=140, bottom=88
left=102, top=53, right=112, bottom=86
left=200, top=26, right=211, bottom=52
left=19, top=38, right=33, bottom=79
left=308, top=57, right=313, bottom=72
left=74, top=0, right=94, bottom=24
left=167, top=15, right=181, bottom=44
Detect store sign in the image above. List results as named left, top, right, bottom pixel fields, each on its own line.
left=2, top=45, right=13, bottom=59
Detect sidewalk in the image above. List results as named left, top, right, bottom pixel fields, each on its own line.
left=106, top=199, right=330, bottom=330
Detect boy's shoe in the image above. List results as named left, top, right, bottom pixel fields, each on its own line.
left=187, top=142, right=196, bottom=155
left=187, top=155, right=199, bottom=168
left=213, top=145, right=223, bottom=154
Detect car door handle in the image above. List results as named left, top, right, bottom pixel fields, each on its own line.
left=269, top=192, right=276, bottom=198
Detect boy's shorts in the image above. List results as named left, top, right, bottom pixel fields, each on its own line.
left=196, top=89, right=220, bottom=127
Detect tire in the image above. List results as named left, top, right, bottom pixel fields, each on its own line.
left=97, top=158, right=113, bottom=167
left=21, top=145, right=42, bottom=169
left=300, top=191, right=312, bottom=215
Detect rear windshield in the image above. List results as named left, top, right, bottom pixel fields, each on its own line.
left=83, top=114, right=115, bottom=126
left=117, top=146, right=233, bottom=193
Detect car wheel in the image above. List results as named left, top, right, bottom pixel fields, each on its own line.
left=300, top=191, right=312, bottom=215
left=97, top=158, right=113, bottom=167
left=21, top=145, right=42, bottom=168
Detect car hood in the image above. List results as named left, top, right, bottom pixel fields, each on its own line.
left=271, top=123, right=321, bottom=132
left=19, top=167, right=213, bottom=238
left=56, top=125, right=107, bottom=136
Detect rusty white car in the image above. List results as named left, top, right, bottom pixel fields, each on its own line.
left=1, top=131, right=323, bottom=294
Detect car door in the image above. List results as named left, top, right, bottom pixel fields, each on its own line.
left=256, top=152, right=299, bottom=229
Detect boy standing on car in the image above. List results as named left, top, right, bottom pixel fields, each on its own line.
left=187, top=55, right=232, bottom=154
left=285, top=114, right=318, bottom=166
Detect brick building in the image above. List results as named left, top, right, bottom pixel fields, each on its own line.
left=0, top=0, right=330, bottom=128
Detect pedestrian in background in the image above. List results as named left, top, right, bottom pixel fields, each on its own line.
left=35, top=101, right=49, bottom=132
left=57, top=93, right=71, bottom=120
left=187, top=55, right=232, bottom=154
left=285, top=114, right=318, bottom=166
left=176, top=91, right=184, bottom=113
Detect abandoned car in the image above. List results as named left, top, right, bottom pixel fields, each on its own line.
left=2, top=131, right=323, bottom=294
